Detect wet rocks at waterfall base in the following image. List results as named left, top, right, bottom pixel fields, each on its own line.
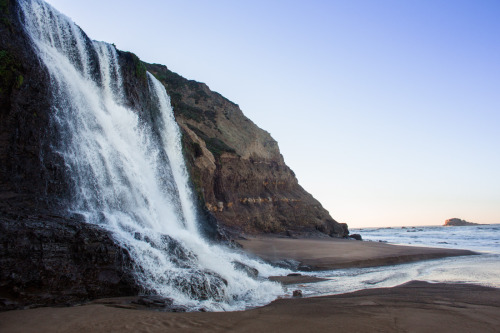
left=0, top=213, right=138, bottom=311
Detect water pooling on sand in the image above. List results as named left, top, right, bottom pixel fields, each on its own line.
left=292, top=254, right=500, bottom=298
left=19, top=0, right=287, bottom=311
left=293, top=225, right=500, bottom=298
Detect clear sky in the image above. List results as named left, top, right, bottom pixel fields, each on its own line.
left=45, top=0, right=500, bottom=228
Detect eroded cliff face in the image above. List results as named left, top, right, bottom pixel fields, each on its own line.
left=0, top=0, right=347, bottom=310
left=146, top=64, right=348, bottom=237
left=0, top=1, right=146, bottom=309
left=0, top=0, right=65, bottom=215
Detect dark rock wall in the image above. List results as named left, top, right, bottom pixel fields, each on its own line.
left=0, top=212, right=137, bottom=310
left=0, top=1, right=140, bottom=310
left=146, top=63, right=348, bottom=237
left=0, top=0, right=68, bottom=215
left=0, top=0, right=348, bottom=311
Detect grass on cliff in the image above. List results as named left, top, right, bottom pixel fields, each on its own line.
left=145, top=63, right=215, bottom=124
left=0, top=0, right=11, bottom=27
left=0, top=50, right=24, bottom=95
left=125, top=52, right=147, bottom=81
left=186, top=124, right=236, bottom=158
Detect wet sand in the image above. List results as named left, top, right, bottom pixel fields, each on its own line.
left=237, top=236, right=477, bottom=270
left=1, top=238, right=492, bottom=332
left=1, top=281, right=499, bottom=333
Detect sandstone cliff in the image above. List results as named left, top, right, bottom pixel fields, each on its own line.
left=0, top=0, right=347, bottom=310
left=146, top=63, right=348, bottom=238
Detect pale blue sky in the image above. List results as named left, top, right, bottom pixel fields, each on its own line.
left=45, top=0, right=500, bottom=227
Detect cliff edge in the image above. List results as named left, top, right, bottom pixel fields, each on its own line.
left=146, top=63, right=348, bottom=238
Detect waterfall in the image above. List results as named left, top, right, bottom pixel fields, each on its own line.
left=19, top=0, right=285, bottom=311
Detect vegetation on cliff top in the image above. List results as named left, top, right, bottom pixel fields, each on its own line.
left=146, top=63, right=218, bottom=124
left=126, top=52, right=147, bottom=81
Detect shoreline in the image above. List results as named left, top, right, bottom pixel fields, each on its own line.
left=236, top=236, right=477, bottom=270
left=1, top=281, right=499, bottom=332
left=1, top=237, right=497, bottom=332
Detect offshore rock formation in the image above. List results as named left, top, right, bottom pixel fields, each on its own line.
left=146, top=63, right=348, bottom=238
left=444, top=218, right=479, bottom=227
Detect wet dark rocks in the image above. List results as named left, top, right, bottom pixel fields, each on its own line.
left=349, top=234, right=362, bottom=241
left=232, top=261, right=259, bottom=278
left=132, top=295, right=187, bottom=312
left=0, top=213, right=139, bottom=311
left=170, top=270, right=228, bottom=302
left=270, top=259, right=301, bottom=271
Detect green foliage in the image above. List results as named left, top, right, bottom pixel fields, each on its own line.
left=0, top=0, right=8, bottom=14
left=205, top=137, right=236, bottom=158
left=0, top=50, right=24, bottom=94
left=16, top=74, right=23, bottom=88
left=127, top=52, right=146, bottom=81
left=146, top=63, right=214, bottom=123
left=186, top=124, right=235, bottom=158
left=0, top=0, right=11, bottom=26
left=176, top=103, right=206, bottom=122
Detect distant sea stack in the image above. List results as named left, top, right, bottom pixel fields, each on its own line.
left=444, top=218, right=479, bottom=226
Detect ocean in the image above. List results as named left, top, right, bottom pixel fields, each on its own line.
left=296, top=224, right=500, bottom=297
left=354, top=224, right=500, bottom=254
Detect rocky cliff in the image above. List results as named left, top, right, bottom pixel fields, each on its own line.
left=0, top=212, right=138, bottom=310
left=146, top=63, right=348, bottom=238
left=0, top=0, right=347, bottom=310
left=0, top=0, right=148, bottom=309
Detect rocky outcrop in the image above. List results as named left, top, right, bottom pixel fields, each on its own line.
left=0, top=0, right=70, bottom=215
left=0, top=0, right=348, bottom=311
left=146, top=63, right=348, bottom=238
left=444, top=218, right=479, bottom=227
left=1, top=0, right=348, bottom=240
left=0, top=212, right=138, bottom=311
left=349, top=234, right=362, bottom=241
left=0, top=1, right=145, bottom=310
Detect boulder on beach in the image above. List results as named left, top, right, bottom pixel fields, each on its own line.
left=349, top=234, right=362, bottom=241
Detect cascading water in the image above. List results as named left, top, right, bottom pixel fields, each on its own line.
left=19, top=0, right=286, bottom=311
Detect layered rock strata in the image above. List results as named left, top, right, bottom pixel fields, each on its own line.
left=0, top=0, right=348, bottom=310
left=146, top=63, right=348, bottom=237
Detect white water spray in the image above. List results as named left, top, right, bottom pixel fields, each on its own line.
left=19, top=0, right=286, bottom=310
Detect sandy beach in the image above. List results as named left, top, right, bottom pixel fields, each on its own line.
left=237, top=236, right=477, bottom=270
left=2, top=238, right=497, bottom=332
left=1, top=281, right=499, bottom=333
